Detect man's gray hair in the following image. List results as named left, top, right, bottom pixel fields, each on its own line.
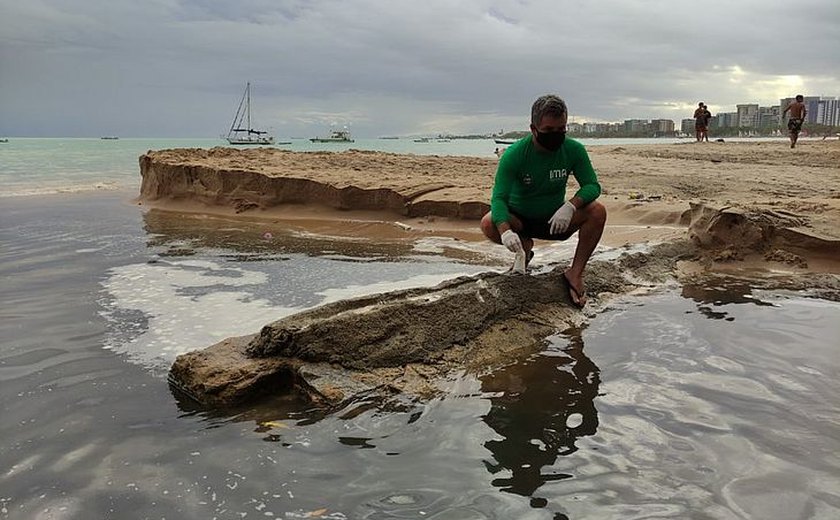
left=531, top=95, right=568, bottom=126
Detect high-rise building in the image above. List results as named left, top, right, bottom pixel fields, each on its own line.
left=681, top=119, right=695, bottom=134
left=817, top=97, right=839, bottom=126
left=713, top=112, right=738, bottom=128
left=804, top=96, right=821, bottom=124
left=623, top=119, right=648, bottom=133
left=758, top=106, right=781, bottom=127
left=736, top=104, right=759, bottom=127
left=650, top=119, right=675, bottom=134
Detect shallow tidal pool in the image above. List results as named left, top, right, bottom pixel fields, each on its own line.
left=1, top=194, right=838, bottom=519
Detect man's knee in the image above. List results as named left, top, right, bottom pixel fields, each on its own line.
left=480, top=212, right=498, bottom=241
left=584, top=201, right=607, bottom=226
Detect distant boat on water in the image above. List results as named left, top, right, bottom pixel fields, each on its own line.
left=100, top=136, right=119, bottom=140
left=0, top=138, right=8, bottom=143
left=224, top=82, right=275, bottom=145
left=310, top=129, right=354, bottom=143
left=494, top=138, right=516, bottom=145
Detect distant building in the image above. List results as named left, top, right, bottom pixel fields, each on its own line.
left=713, top=112, right=738, bottom=128
left=650, top=119, right=675, bottom=134
left=758, top=106, right=781, bottom=127
left=623, top=119, right=648, bottom=133
left=681, top=118, right=695, bottom=134
left=736, top=104, right=759, bottom=127
left=817, top=97, right=839, bottom=126
left=804, top=96, right=821, bottom=124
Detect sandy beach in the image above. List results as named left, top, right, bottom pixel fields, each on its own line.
left=140, top=140, right=840, bottom=269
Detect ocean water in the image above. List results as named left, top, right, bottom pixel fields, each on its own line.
left=1, top=141, right=838, bottom=519
left=0, top=136, right=794, bottom=197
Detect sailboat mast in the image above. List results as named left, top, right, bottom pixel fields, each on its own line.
left=228, top=84, right=247, bottom=136
left=246, top=82, right=251, bottom=134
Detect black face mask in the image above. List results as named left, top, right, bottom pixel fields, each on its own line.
left=535, top=130, right=566, bottom=151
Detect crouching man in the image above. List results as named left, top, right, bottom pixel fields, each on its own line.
left=480, top=94, right=607, bottom=308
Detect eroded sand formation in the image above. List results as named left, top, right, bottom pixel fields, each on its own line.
left=140, top=148, right=493, bottom=219
left=143, top=142, right=840, bottom=407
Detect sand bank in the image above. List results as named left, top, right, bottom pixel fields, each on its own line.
left=140, top=141, right=840, bottom=264
left=142, top=142, right=840, bottom=406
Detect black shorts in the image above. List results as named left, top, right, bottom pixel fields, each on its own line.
left=510, top=210, right=574, bottom=241
left=787, top=118, right=803, bottom=133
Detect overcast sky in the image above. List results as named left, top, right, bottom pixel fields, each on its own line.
left=1, top=0, right=838, bottom=138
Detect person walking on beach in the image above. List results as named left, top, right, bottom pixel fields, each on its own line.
left=480, top=94, right=606, bottom=308
left=693, top=102, right=708, bottom=142
left=783, top=94, right=807, bottom=149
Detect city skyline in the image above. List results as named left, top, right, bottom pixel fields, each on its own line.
left=560, top=94, right=839, bottom=136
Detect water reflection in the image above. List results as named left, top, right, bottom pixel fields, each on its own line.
left=681, top=275, right=776, bottom=321
left=141, top=208, right=492, bottom=265
left=480, top=330, right=600, bottom=500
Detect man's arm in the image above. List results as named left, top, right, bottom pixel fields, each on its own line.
left=489, top=156, right=515, bottom=233
left=570, top=145, right=601, bottom=207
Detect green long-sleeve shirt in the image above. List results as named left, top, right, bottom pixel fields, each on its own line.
left=490, top=136, right=601, bottom=225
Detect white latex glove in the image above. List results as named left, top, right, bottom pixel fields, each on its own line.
left=548, top=201, right=576, bottom=235
left=500, top=229, right=523, bottom=253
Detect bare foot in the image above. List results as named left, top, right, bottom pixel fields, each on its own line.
left=562, top=270, right=587, bottom=308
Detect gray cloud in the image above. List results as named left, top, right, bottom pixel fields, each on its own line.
left=1, top=0, right=838, bottom=137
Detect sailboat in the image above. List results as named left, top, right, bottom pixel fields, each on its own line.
left=224, top=82, right=275, bottom=145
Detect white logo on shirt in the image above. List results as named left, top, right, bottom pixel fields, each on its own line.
left=549, top=169, right=568, bottom=181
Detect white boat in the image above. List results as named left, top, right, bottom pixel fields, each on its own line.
left=224, top=82, right=275, bottom=145
left=310, top=129, right=354, bottom=143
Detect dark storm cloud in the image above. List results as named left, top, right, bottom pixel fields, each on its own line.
left=0, top=0, right=837, bottom=137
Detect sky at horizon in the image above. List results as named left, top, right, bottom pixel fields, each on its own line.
left=1, top=0, right=838, bottom=138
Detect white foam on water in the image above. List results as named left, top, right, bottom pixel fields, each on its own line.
left=315, top=272, right=478, bottom=306
left=101, top=259, right=302, bottom=370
